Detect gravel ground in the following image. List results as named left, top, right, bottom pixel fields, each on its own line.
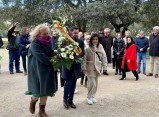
left=0, top=49, right=159, bottom=117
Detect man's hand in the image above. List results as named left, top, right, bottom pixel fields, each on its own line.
left=140, top=48, right=143, bottom=51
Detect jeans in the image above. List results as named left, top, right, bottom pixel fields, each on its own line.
left=21, top=55, right=27, bottom=72
left=137, top=52, right=146, bottom=73
left=9, top=50, right=20, bottom=72
left=64, top=78, right=77, bottom=102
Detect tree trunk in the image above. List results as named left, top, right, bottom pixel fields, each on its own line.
left=76, top=20, right=87, bottom=32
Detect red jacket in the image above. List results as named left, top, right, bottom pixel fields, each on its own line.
left=121, top=44, right=137, bottom=70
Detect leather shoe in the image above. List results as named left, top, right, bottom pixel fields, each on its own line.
left=103, top=71, right=109, bottom=75
left=68, top=101, right=76, bottom=109
left=63, top=99, right=69, bottom=109
left=16, top=70, right=23, bottom=73
left=10, top=72, right=14, bottom=74
left=155, top=74, right=158, bottom=78
left=147, top=73, right=153, bottom=76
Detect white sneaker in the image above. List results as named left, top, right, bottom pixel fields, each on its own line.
left=74, top=89, right=78, bottom=94
left=61, top=87, right=64, bottom=92
left=92, top=97, right=97, bottom=103
left=87, top=98, right=93, bottom=105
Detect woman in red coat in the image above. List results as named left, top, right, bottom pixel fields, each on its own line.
left=120, top=36, right=139, bottom=81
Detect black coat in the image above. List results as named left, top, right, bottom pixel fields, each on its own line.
left=149, top=33, right=159, bottom=56
left=6, top=26, right=19, bottom=50
left=113, top=38, right=125, bottom=59
left=100, top=36, right=113, bottom=63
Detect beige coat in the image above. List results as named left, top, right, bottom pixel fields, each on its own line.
left=82, top=44, right=107, bottom=77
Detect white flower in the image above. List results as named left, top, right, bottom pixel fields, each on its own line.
left=73, top=42, right=79, bottom=46
left=68, top=48, right=73, bottom=51
left=69, top=55, right=74, bottom=59
left=61, top=48, right=65, bottom=52
left=61, top=53, right=66, bottom=58
left=54, top=50, right=58, bottom=53
left=58, top=37, right=65, bottom=41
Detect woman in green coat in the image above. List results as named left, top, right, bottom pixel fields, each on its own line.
left=25, top=24, right=57, bottom=117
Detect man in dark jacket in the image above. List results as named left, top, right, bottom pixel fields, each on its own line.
left=147, top=26, right=159, bottom=78
left=100, top=28, right=113, bottom=75
left=61, top=27, right=84, bottom=109
left=135, top=31, right=149, bottom=75
left=113, top=33, right=125, bottom=75
left=7, top=22, right=22, bottom=74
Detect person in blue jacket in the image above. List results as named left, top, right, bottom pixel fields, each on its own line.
left=18, top=27, right=30, bottom=75
left=135, top=31, right=149, bottom=75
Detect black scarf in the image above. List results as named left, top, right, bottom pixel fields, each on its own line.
left=126, top=42, right=133, bottom=49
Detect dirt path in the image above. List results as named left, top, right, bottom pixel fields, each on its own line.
left=0, top=49, right=159, bottom=117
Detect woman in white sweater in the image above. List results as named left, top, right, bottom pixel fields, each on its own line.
left=82, top=34, right=107, bottom=105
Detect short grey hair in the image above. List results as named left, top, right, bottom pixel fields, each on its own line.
left=125, top=30, right=131, bottom=35
left=153, top=26, right=159, bottom=30
left=139, top=30, right=145, bottom=34
left=104, top=28, right=111, bottom=32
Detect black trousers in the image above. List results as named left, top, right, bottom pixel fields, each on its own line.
left=81, top=72, right=87, bottom=82
left=112, top=58, right=116, bottom=68
left=122, top=69, right=138, bottom=79
left=115, top=58, right=122, bottom=73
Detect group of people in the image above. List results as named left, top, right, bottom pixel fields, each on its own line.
left=6, top=22, right=30, bottom=75
left=2, top=22, right=159, bottom=117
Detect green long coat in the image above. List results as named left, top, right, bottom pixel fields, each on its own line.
left=25, top=40, right=57, bottom=97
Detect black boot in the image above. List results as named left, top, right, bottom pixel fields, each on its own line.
left=132, top=70, right=139, bottom=81
left=63, top=99, right=69, bottom=109
left=68, top=100, right=76, bottom=109
left=103, top=70, right=109, bottom=75
left=119, top=77, right=126, bottom=80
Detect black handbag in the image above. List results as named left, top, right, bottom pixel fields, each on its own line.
left=21, top=48, right=28, bottom=56
left=6, top=43, right=16, bottom=50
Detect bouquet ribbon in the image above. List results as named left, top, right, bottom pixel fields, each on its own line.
left=55, top=21, right=82, bottom=54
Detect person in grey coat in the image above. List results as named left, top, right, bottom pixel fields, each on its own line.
left=25, top=24, right=57, bottom=117
left=82, top=34, right=107, bottom=105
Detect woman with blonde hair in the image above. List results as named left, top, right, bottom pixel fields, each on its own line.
left=25, top=24, right=57, bottom=117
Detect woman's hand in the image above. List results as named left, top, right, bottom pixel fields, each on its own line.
left=127, top=59, right=131, bottom=62
left=117, top=52, right=120, bottom=55
left=26, top=44, right=30, bottom=49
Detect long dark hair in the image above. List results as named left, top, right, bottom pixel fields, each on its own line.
left=126, top=36, right=134, bottom=49
left=89, top=33, right=100, bottom=47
